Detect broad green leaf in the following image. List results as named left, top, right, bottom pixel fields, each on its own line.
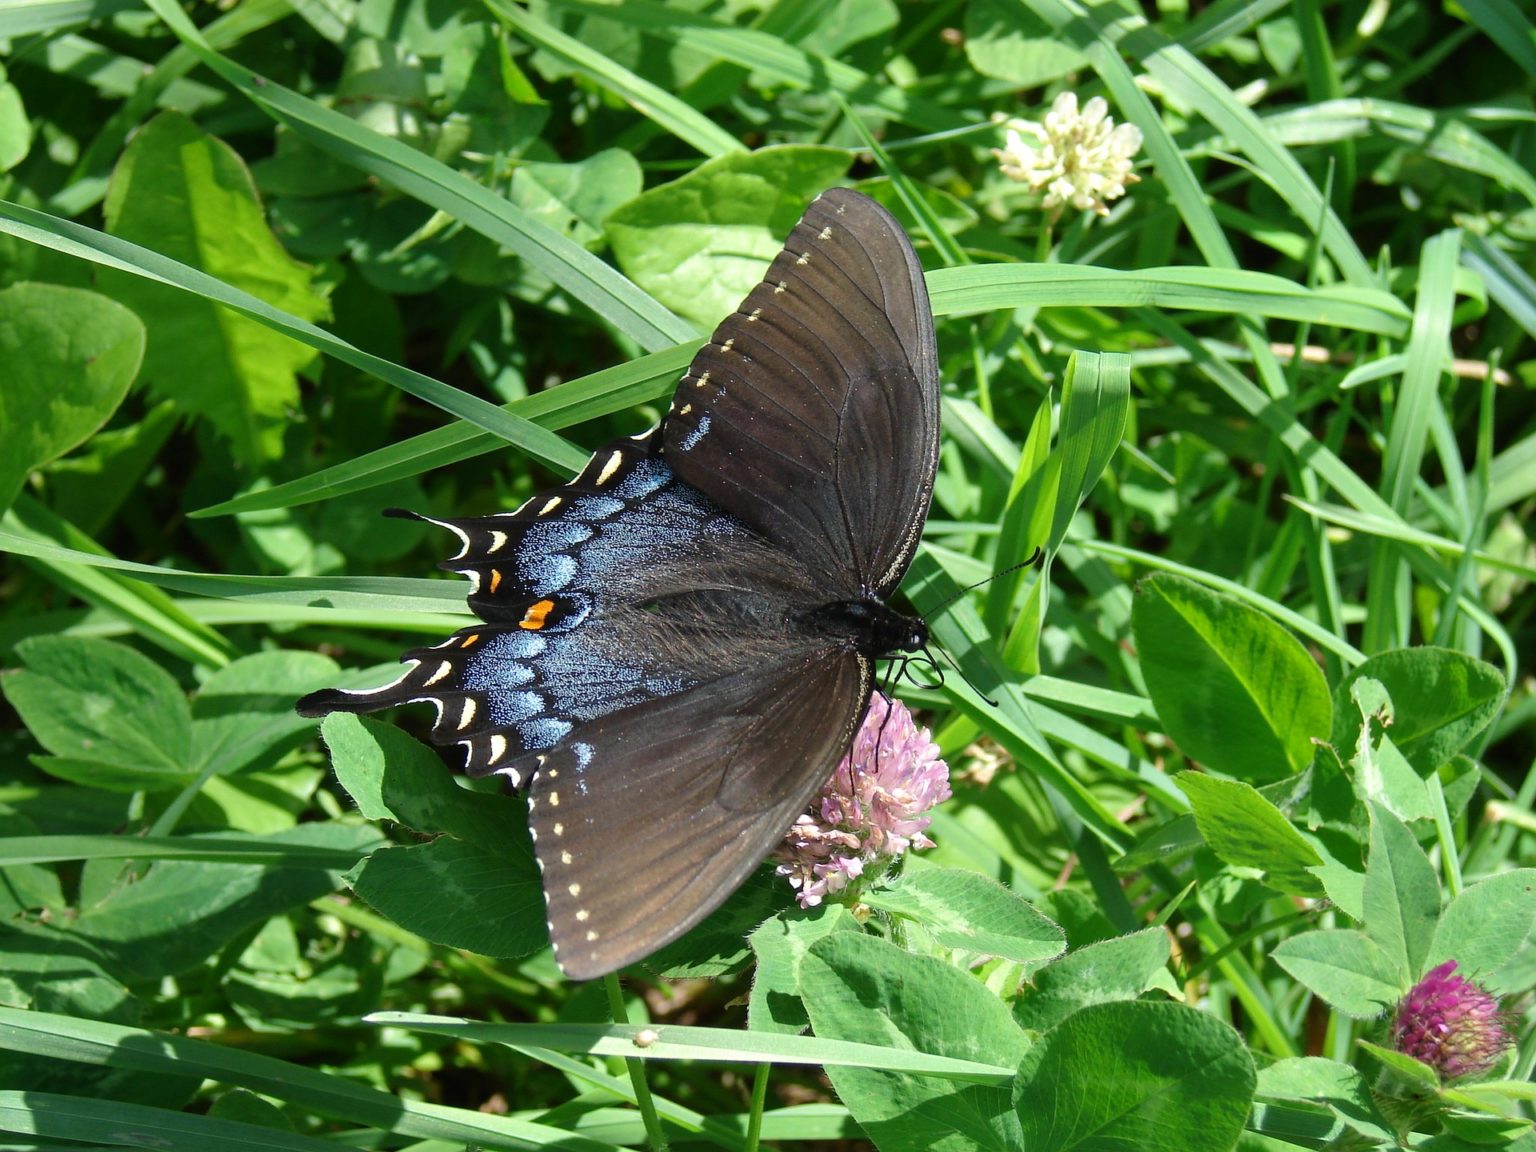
left=0, top=282, right=144, bottom=510
left=71, top=824, right=375, bottom=983
left=1347, top=679, right=1434, bottom=823
left=861, top=868, right=1064, bottom=965
left=802, top=933, right=1028, bottom=1152
left=0, top=814, right=64, bottom=921
left=1256, top=1057, right=1393, bottom=1148
left=748, top=904, right=858, bottom=1034
left=1013, top=928, right=1172, bottom=1032
left=321, top=714, right=520, bottom=849
left=46, top=399, right=176, bottom=538
left=511, top=150, right=644, bottom=252
left=346, top=837, right=546, bottom=962
left=606, top=146, right=851, bottom=327
left=99, top=111, right=329, bottom=467
left=1177, top=771, right=1325, bottom=898
left=0, top=69, right=28, bottom=172
left=0, top=200, right=585, bottom=475
left=1271, top=929, right=1404, bottom=1018
left=3, top=635, right=193, bottom=789
left=1356, top=1040, right=1442, bottom=1092
left=190, top=650, right=340, bottom=779
left=1133, top=573, right=1331, bottom=781
left=647, top=871, right=785, bottom=980
left=1330, top=648, right=1507, bottom=776
left=1361, top=804, right=1440, bottom=983
left=325, top=712, right=546, bottom=964
left=965, top=0, right=1085, bottom=86
left=1014, top=1001, right=1255, bottom=1152
left=1430, top=870, right=1536, bottom=991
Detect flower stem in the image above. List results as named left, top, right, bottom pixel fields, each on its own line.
left=745, top=1063, right=770, bottom=1152
left=603, top=972, right=668, bottom=1152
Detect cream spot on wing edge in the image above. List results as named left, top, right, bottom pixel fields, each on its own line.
left=456, top=697, right=477, bottom=730
left=422, top=660, right=453, bottom=687
left=595, top=450, right=624, bottom=485
left=540, top=496, right=563, bottom=515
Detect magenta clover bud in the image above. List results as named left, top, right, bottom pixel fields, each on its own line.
left=1392, top=959, right=1512, bottom=1082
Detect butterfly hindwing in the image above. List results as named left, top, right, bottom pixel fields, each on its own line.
left=529, top=648, right=870, bottom=980
left=663, top=187, right=940, bottom=597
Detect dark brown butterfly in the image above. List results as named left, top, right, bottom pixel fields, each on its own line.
left=298, top=188, right=939, bottom=979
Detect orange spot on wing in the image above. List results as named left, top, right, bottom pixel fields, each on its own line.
left=520, top=599, right=556, bottom=631
left=489, top=568, right=502, bottom=594
left=460, top=633, right=481, bottom=648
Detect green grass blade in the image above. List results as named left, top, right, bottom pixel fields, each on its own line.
left=488, top=0, right=745, bottom=159
left=0, top=519, right=468, bottom=617
left=0, top=0, right=134, bottom=37
left=1023, top=0, right=1374, bottom=286
left=1081, top=538, right=1366, bottom=666
left=1365, top=230, right=1461, bottom=652
left=5, top=498, right=235, bottom=667
left=927, top=264, right=1410, bottom=335
left=1464, top=232, right=1536, bottom=341
left=0, top=199, right=589, bottom=473
left=0, top=1090, right=355, bottom=1152
left=907, top=548, right=1134, bottom=851
left=0, top=1009, right=622, bottom=1152
left=1460, top=0, right=1536, bottom=74
left=545, top=0, right=967, bottom=134
left=0, top=835, right=366, bottom=867
left=141, top=0, right=693, bottom=353
left=1049, top=351, right=1131, bottom=552
left=370, top=1014, right=1013, bottom=1084
left=192, top=344, right=695, bottom=519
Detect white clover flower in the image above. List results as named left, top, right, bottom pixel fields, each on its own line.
left=773, top=695, right=951, bottom=909
left=993, top=92, right=1143, bottom=216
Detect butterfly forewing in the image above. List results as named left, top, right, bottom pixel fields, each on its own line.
left=530, top=649, right=869, bottom=980
left=664, top=187, right=940, bottom=596
left=296, top=429, right=756, bottom=781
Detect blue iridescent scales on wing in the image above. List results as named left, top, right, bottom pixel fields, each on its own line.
left=296, top=187, right=941, bottom=980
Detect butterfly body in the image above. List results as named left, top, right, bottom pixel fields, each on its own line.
left=299, top=189, right=939, bottom=979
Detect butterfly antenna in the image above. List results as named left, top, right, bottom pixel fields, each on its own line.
left=926, top=547, right=1044, bottom=617
left=922, top=642, right=999, bottom=708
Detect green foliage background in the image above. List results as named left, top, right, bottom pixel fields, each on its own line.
left=1, top=1, right=1534, bottom=1150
